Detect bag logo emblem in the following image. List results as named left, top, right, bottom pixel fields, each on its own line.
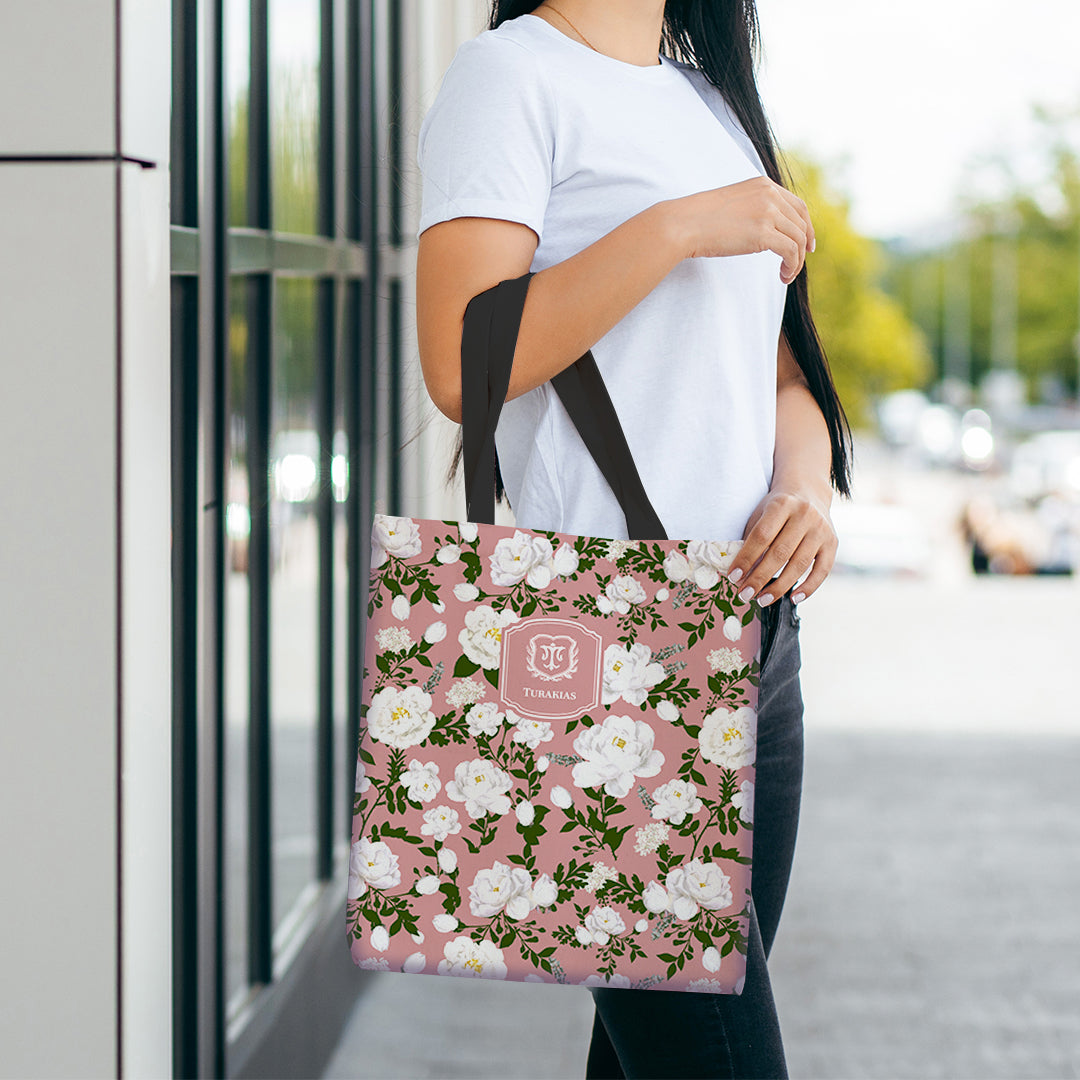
left=526, top=635, right=579, bottom=681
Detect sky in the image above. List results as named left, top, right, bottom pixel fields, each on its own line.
left=754, top=0, right=1080, bottom=241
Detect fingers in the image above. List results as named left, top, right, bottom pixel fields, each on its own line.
left=778, top=187, right=816, bottom=254
left=770, top=212, right=807, bottom=283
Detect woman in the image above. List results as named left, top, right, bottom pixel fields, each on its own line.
left=414, top=1, right=852, bottom=1076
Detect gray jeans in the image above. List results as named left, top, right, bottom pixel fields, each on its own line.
left=585, top=593, right=805, bottom=1079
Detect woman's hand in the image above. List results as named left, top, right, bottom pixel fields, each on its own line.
left=724, top=485, right=838, bottom=606
left=665, top=177, right=815, bottom=285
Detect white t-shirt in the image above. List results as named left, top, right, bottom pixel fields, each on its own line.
left=416, top=12, right=788, bottom=542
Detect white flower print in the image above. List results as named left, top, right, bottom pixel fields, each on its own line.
left=458, top=604, right=520, bottom=669
left=642, top=879, right=670, bottom=913
left=531, top=873, right=558, bottom=908
left=596, top=595, right=614, bottom=614
left=453, top=582, right=479, bottom=602
left=655, top=699, right=680, bottom=723
left=650, top=778, right=703, bottom=826
left=655, top=587, right=669, bottom=601
left=574, top=925, right=594, bottom=947
left=698, top=706, right=757, bottom=770
left=583, top=905, right=626, bottom=946
left=604, top=574, right=648, bottom=614
left=552, top=542, right=579, bottom=577
left=444, top=757, right=513, bottom=819
left=391, top=593, right=411, bottom=620
left=735, top=974, right=745, bottom=994
left=437, top=847, right=458, bottom=873
left=707, top=646, right=744, bottom=674
left=468, top=860, right=535, bottom=919
left=731, top=779, right=755, bottom=824
left=414, top=875, right=441, bottom=895
left=686, top=540, right=741, bottom=589
left=603, top=539, right=639, bottom=562
left=663, top=549, right=691, bottom=583
left=465, top=701, right=504, bottom=738
left=359, top=957, right=389, bottom=971
left=423, top=620, right=447, bottom=644
left=702, top=946, right=722, bottom=972
left=687, top=978, right=724, bottom=993
left=401, top=759, right=441, bottom=804
left=355, top=760, right=371, bottom=794
left=536, top=755, right=550, bottom=773
left=419, top=804, right=461, bottom=841
left=665, top=858, right=733, bottom=920
left=601, top=641, right=666, bottom=707
left=437, top=936, right=508, bottom=979
left=634, top=919, right=649, bottom=933
left=370, top=516, right=421, bottom=570
left=550, top=785, right=573, bottom=809
left=410, top=931, right=425, bottom=944
left=375, top=625, right=412, bottom=652
left=722, top=614, right=743, bottom=641
left=489, top=531, right=557, bottom=589
left=571, top=714, right=664, bottom=798
left=514, top=800, right=536, bottom=826
left=348, top=838, right=401, bottom=899
left=634, top=821, right=670, bottom=856
left=510, top=712, right=554, bottom=751
left=402, top=952, right=427, bottom=973
left=436, top=543, right=461, bottom=564
left=580, top=973, right=632, bottom=988
left=432, top=913, right=458, bottom=933
left=432, top=600, right=446, bottom=613
left=458, top=521, right=479, bottom=543
left=583, top=862, right=620, bottom=894
left=445, top=677, right=487, bottom=709
left=370, top=925, right=390, bottom=951
left=365, top=685, right=437, bottom=750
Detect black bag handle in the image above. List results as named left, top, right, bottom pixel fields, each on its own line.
left=462, top=271, right=667, bottom=540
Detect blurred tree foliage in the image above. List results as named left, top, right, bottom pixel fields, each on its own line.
left=788, top=155, right=932, bottom=428
left=882, top=104, right=1080, bottom=404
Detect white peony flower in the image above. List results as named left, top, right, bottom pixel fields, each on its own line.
left=458, top=604, right=520, bottom=669
left=702, top=946, right=721, bottom=972
left=531, top=873, right=558, bottom=908
left=642, top=880, right=670, bottom=913
left=453, top=582, right=479, bottom=602
left=432, top=913, right=459, bottom=933
left=596, top=595, right=614, bottom=614
left=634, top=918, right=649, bottom=933
left=410, top=931, right=425, bottom=944
left=604, top=574, right=648, bottom=614
left=415, top=875, right=441, bottom=895
left=650, top=778, right=703, bottom=826
left=571, top=714, right=664, bottom=798
left=584, top=906, right=626, bottom=947
left=580, top=973, right=632, bottom=988
left=655, top=699, right=680, bottom=723
left=444, top=758, right=513, bottom=819
left=437, top=847, right=458, bottom=873
left=550, top=785, right=573, bottom=809
left=432, top=600, right=446, bottom=613
left=423, top=620, right=447, bottom=644
left=365, top=685, right=437, bottom=750
left=665, top=858, right=733, bottom=920
left=437, top=936, right=508, bottom=979
left=355, top=759, right=371, bottom=794
left=401, top=759, right=441, bottom=804
left=465, top=700, right=504, bottom=738
left=458, top=521, right=479, bottom=544
left=489, top=531, right=557, bottom=589
left=370, top=925, right=390, bottom=951
left=731, top=779, right=755, bottom=824
left=536, top=755, right=549, bottom=773
left=601, top=641, right=666, bottom=707
left=402, top=952, right=427, bottom=973
left=552, top=542, right=580, bottom=577
left=723, top=615, right=744, bottom=641
left=391, top=593, right=411, bottom=620
left=663, top=549, right=691, bottom=583
left=575, top=925, right=594, bottom=947
left=514, top=800, right=536, bottom=827
left=419, top=804, right=461, bottom=841
left=468, top=860, right=535, bottom=920
left=655, top=587, right=669, bottom=601
left=686, top=540, right=740, bottom=590
left=349, top=839, right=401, bottom=899
left=436, top=543, right=461, bottom=564
left=359, top=957, right=389, bottom=971
left=510, top=712, right=554, bottom=751
left=698, top=706, right=757, bottom=770
left=371, top=516, right=421, bottom=570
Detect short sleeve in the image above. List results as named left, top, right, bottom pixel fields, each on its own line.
left=416, top=35, right=555, bottom=243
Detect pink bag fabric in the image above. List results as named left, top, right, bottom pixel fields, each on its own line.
left=347, top=273, right=762, bottom=993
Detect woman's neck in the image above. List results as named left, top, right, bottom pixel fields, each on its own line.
left=530, top=0, right=666, bottom=68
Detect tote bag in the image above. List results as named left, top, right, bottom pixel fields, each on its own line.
left=348, top=271, right=763, bottom=994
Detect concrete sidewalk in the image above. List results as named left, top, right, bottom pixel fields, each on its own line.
left=325, top=727, right=1080, bottom=1079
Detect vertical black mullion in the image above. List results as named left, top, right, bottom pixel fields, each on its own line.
left=170, top=0, right=200, bottom=1071
left=319, top=0, right=335, bottom=238
left=388, top=276, right=401, bottom=511
left=345, top=0, right=361, bottom=244
left=247, top=0, right=274, bottom=988
left=387, top=0, right=401, bottom=247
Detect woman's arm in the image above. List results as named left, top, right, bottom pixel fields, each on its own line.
left=722, top=331, right=839, bottom=605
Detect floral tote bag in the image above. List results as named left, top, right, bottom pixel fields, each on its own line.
left=347, top=272, right=763, bottom=994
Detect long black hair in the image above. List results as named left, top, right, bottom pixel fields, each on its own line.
left=444, top=0, right=853, bottom=503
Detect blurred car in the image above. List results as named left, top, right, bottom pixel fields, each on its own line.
left=829, top=501, right=933, bottom=576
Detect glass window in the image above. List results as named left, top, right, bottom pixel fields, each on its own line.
left=225, top=0, right=251, bottom=228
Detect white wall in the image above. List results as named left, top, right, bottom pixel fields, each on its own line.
left=0, top=2, right=173, bottom=1076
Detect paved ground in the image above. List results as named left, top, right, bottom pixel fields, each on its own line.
left=324, top=444, right=1080, bottom=1079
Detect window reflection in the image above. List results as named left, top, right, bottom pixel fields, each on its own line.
left=225, top=0, right=250, bottom=227
left=270, top=0, right=320, bottom=235
left=271, top=277, right=320, bottom=933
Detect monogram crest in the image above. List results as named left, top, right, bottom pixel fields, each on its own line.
left=525, top=634, right=579, bottom=682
